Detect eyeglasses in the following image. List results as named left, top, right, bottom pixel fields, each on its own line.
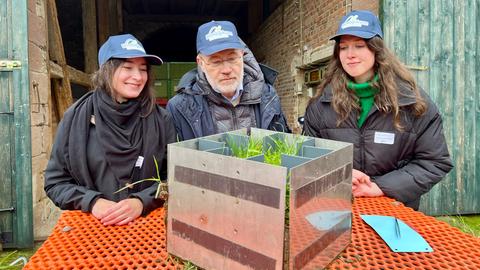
left=201, top=55, right=242, bottom=68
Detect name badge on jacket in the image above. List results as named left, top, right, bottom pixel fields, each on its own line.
left=374, top=132, right=395, bottom=145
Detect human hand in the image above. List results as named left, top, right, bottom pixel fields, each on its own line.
left=352, top=169, right=372, bottom=187
left=352, top=182, right=384, bottom=197
left=91, top=198, right=117, bottom=220
left=98, top=198, right=144, bottom=226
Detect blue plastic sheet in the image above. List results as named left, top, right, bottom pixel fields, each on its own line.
left=360, top=215, right=433, bottom=252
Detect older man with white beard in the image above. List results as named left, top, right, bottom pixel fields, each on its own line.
left=167, top=20, right=289, bottom=140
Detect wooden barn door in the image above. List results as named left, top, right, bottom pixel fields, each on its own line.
left=0, top=0, right=33, bottom=248
left=382, top=0, right=480, bottom=215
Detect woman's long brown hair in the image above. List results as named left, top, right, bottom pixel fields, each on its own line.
left=91, top=58, right=156, bottom=116
left=311, top=37, right=426, bottom=130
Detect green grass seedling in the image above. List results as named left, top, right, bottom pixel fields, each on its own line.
left=226, top=136, right=263, bottom=159
left=264, top=135, right=304, bottom=166
left=115, top=156, right=168, bottom=200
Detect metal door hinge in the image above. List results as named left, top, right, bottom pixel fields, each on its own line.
left=0, top=60, right=22, bottom=71
left=405, top=65, right=428, bottom=71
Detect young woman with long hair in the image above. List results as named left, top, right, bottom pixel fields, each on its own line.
left=304, top=10, right=453, bottom=210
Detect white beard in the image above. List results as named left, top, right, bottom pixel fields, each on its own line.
left=203, top=67, right=244, bottom=99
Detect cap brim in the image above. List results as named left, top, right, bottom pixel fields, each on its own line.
left=330, top=31, right=377, bottom=41
left=114, top=53, right=163, bottom=65
left=198, top=42, right=245, bottom=56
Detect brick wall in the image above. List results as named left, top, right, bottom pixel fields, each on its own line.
left=250, top=0, right=379, bottom=133
left=28, top=0, right=61, bottom=240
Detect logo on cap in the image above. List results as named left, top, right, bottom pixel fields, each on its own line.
left=205, top=25, right=233, bottom=41
left=341, top=15, right=369, bottom=29
left=121, top=38, right=146, bottom=53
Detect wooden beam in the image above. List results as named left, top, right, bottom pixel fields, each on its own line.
left=46, top=0, right=73, bottom=118
left=49, top=61, right=63, bottom=79
left=116, top=0, right=123, bottom=32
left=47, top=0, right=66, bottom=64
left=51, top=79, right=71, bottom=119
left=49, top=61, right=92, bottom=88
left=96, top=0, right=109, bottom=45
left=82, top=0, right=98, bottom=73
left=67, top=66, right=92, bottom=88
left=108, top=0, right=120, bottom=34
left=97, top=0, right=123, bottom=45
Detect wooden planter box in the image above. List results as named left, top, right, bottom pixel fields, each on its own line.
left=167, top=128, right=353, bottom=270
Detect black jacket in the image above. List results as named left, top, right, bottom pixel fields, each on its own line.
left=304, top=83, right=453, bottom=209
left=166, top=50, right=289, bottom=141
left=44, top=92, right=176, bottom=214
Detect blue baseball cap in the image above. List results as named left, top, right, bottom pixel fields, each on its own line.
left=196, top=21, right=245, bottom=56
left=330, top=10, right=383, bottom=41
left=98, top=34, right=163, bottom=66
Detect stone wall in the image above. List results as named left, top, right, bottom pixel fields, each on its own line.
left=250, top=0, right=379, bottom=133
left=28, top=0, right=61, bottom=240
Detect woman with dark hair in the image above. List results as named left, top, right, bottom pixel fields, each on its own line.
left=45, top=34, right=176, bottom=225
left=304, top=10, right=453, bottom=210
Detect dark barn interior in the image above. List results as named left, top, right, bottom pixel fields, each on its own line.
left=57, top=0, right=284, bottom=70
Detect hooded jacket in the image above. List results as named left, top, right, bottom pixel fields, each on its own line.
left=304, top=82, right=453, bottom=210
left=166, top=48, right=289, bottom=141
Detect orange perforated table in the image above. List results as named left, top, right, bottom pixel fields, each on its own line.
left=327, top=197, right=480, bottom=269
left=25, top=197, right=480, bottom=269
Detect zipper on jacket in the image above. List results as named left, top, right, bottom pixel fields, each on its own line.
left=177, top=106, right=200, bottom=138
left=360, top=130, right=366, bottom=172
left=358, top=116, right=366, bottom=172
left=359, top=106, right=378, bottom=172
left=231, top=108, right=238, bottom=130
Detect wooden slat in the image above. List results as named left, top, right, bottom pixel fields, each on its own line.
left=0, top=0, right=15, bottom=248
left=11, top=0, right=33, bottom=248
left=49, top=61, right=62, bottom=79
left=82, top=0, right=98, bottom=73
left=452, top=0, right=466, bottom=211
left=416, top=1, right=430, bottom=91
left=108, top=0, right=120, bottom=35
left=46, top=0, right=65, bottom=65
left=51, top=79, right=71, bottom=119
left=97, top=0, right=110, bottom=45
left=97, top=0, right=122, bottom=46
left=464, top=0, right=479, bottom=214
left=67, top=66, right=91, bottom=88
left=46, top=0, right=73, bottom=118
left=382, top=0, right=479, bottom=215
left=49, top=61, right=92, bottom=88
left=116, top=0, right=123, bottom=33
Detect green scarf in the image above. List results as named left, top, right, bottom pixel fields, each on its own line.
left=347, top=74, right=379, bottom=127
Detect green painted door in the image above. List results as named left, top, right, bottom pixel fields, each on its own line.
left=382, top=0, right=480, bottom=215
left=0, top=0, right=33, bottom=248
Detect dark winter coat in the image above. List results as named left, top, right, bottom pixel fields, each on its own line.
left=166, top=50, right=289, bottom=141
left=304, top=82, right=453, bottom=210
